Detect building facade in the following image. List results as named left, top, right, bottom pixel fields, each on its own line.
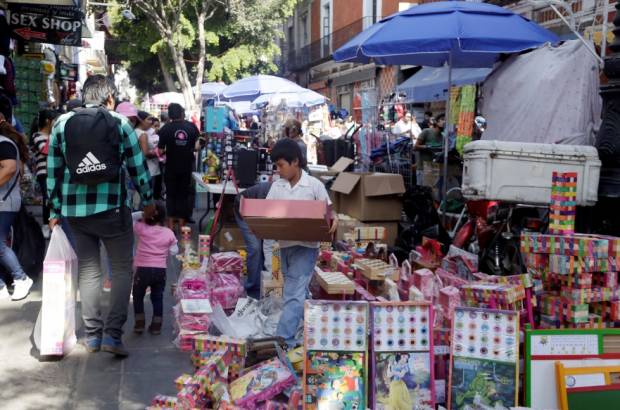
left=281, top=0, right=615, bottom=115
left=282, top=0, right=423, bottom=115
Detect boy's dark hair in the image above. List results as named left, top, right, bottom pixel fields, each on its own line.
left=435, top=113, right=446, bottom=122
left=168, top=103, right=184, bottom=120
left=145, top=200, right=167, bottom=226
left=271, top=138, right=307, bottom=169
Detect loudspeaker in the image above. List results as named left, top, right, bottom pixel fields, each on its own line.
left=235, top=148, right=258, bottom=188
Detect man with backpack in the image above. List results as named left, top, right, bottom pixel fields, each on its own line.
left=47, top=75, right=155, bottom=357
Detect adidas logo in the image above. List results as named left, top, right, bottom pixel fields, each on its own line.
left=76, top=152, right=107, bottom=174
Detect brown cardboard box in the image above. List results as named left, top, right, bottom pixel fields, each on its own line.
left=336, top=214, right=366, bottom=241
left=214, top=224, right=246, bottom=251
left=308, top=157, right=354, bottom=178
left=342, top=221, right=399, bottom=246
left=240, top=198, right=332, bottom=241
left=331, top=173, right=406, bottom=221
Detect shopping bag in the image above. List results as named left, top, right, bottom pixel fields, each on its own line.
left=39, top=226, right=78, bottom=356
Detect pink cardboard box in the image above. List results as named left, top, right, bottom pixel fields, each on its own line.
left=240, top=198, right=332, bottom=242
left=413, top=268, right=435, bottom=300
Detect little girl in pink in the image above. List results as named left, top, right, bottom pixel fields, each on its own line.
left=132, top=201, right=178, bottom=335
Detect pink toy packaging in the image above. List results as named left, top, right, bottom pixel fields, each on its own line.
left=210, top=252, right=244, bottom=275
left=229, top=357, right=296, bottom=409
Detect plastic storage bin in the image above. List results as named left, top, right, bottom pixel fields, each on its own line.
left=461, top=140, right=601, bottom=206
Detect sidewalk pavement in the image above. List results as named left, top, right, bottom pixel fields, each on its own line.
left=0, top=211, right=197, bottom=410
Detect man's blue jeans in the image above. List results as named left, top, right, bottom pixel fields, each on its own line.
left=276, top=245, right=319, bottom=346
left=235, top=213, right=263, bottom=299
left=0, top=212, right=26, bottom=288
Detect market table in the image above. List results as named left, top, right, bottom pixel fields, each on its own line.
left=192, top=172, right=245, bottom=232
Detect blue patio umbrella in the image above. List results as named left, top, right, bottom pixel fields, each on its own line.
left=221, top=75, right=306, bottom=99
left=333, top=1, right=559, bottom=67
left=251, top=89, right=327, bottom=108
left=333, top=0, right=559, bottom=200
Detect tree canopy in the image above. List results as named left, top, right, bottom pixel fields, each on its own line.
left=107, top=0, right=298, bottom=109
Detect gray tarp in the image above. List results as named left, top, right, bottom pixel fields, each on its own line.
left=480, top=40, right=601, bottom=145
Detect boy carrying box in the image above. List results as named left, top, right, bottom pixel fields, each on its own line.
left=267, top=139, right=338, bottom=347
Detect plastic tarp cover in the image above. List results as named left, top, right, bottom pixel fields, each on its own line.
left=480, top=40, right=601, bottom=145
left=397, top=66, right=493, bottom=103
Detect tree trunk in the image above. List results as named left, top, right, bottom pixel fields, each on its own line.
left=194, top=7, right=207, bottom=107
left=157, top=52, right=176, bottom=92
left=166, top=40, right=197, bottom=111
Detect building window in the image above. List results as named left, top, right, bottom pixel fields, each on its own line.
left=288, top=26, right=295, bottom=51
left=300, top=13, right=308, bottom=46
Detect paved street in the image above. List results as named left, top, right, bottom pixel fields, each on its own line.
left=0, top=209, right=195, bottom=410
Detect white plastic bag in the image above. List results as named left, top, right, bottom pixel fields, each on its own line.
left=38, top=226, right=78, bottom=356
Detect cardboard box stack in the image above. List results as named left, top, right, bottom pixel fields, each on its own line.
left=331, top=172, right=405, bottom=247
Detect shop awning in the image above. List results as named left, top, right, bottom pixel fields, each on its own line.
left=396, top=66, right=493, bottom=103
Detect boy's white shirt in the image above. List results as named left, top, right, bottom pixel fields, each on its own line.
left=266, top=170, right=331, bottom=249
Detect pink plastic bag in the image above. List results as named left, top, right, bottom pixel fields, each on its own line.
left=209, top=273, right=244, bottom=310
left=209, top=252, right=244, bottom=275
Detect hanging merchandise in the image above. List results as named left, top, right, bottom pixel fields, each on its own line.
left=303, top=300, right=369, bottom=410
left=370, top=302, right=436, bottom=410
left=448, top=307, right=520, bottom=410
left=13, top=53, right=45, bottom=130
left=455, top=85, right=476, bottom=154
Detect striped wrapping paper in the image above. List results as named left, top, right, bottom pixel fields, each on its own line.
left=590, top=234, right=620, bottom=257
left=175, top=374, right=195, bottom=392
left=474, top=272, right=535, bottom=289
left=560, top=286, right=620, bottom=304
left=460, top=283, right=526, bottom=306
left=540, top=294, right=589, bottom=323
left=539, top=314, right=603, bottom=329
left=592, top=271, right=619, bottom=289
left=524, top=253, right=549, bottom=271
left=549, top=255, right=617, bottom=274
left=521, top=232, right=609, bottom=259
left=549, top=172, right=577, bottom=235
left=191, top=350, right=245, bottom=383
left=545, top=272, right=593, bottom=288
left=590, top=301, right=620, bottom=321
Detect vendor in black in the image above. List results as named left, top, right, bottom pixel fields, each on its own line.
left=157, top=103, right=200, bottom=232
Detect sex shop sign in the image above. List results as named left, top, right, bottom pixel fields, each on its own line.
left=7, top=2, right=83, bottom=46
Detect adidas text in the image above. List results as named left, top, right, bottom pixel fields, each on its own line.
left=77, top=163, right=107, bottom=174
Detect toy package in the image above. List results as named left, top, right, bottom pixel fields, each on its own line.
left=370, top=302, right=435, bottom=410
left=210, top=251, right=244, bottom=275
left=209, top=273, right=244, bottom=310
left=303, top=301, right=369, bottom=410
left=448, top=307, right=520, bottom=410
left=229, top=357, right=296, bottom=408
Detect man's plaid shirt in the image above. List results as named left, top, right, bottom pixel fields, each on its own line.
left=47, top=109, right=153, bottom=219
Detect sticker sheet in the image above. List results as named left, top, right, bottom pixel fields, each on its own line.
left=451, top=307, right=518, bottom=362
left=448, top=307, right=520, bottom=410
left=373, top=352, right=434, bottom=410
left=304, top=301, right=369, bottom=352
left=304, top=351, right=366, bottom=410
left=372, top=303, right=431, bottom=352
left=370, top=302, right=435, bottom=410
